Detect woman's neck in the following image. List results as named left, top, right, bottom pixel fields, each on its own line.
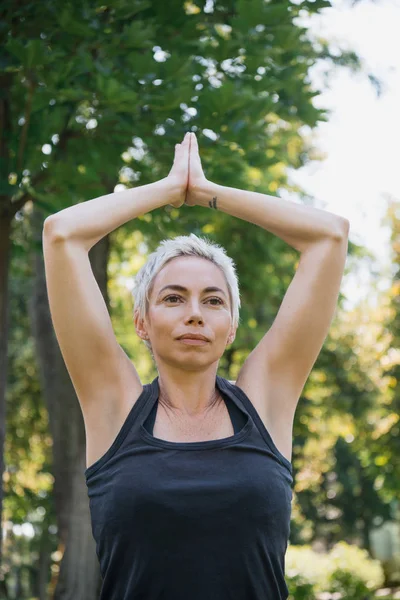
left=157, top=373, right=222, bottom=417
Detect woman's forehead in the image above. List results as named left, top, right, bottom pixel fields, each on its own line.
left=154, top=256, right=227, bottom=290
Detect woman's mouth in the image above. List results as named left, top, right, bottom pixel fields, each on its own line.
left=178, top=338, right=209, bottom=345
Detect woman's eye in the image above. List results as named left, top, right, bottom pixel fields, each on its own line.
left=164, top=295, right=223, bottom=305
left=208, top=298, right=224, bottom=305
left=164, top=295, right=181, bottom=303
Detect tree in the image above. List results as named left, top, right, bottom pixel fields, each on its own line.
left=1, top=0, right=370, bottom=596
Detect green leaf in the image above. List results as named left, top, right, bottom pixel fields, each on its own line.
left=57, top=7, right=96, bottom=38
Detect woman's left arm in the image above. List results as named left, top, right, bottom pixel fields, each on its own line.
left=187, top=132, right=351, bottom=427
left=194, top=180, right=349, bottom=253
left=194, top=178, right=350, bottom=427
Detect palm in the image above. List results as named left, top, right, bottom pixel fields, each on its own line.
left=185, top=132, right=207, bottom=207
left=167, top=132, right=207, bottom=208
left=167, top=132, right=190, bottom=208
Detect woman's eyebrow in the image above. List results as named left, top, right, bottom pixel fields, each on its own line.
left=158, top=284, right=227, bottom=298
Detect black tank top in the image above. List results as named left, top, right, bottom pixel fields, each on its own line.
left=85, top=375, right=293, bottom=600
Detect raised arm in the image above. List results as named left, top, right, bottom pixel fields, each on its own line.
left=42, top=133, right=191, bottom=470
left=45, top=132, right=192, bottom=251
left=186, top=133, right=348, bottom=252
left=185, top=132, right=350, bottom=464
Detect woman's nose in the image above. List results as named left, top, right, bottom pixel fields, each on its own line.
left=185, top=303, right=204, bottom=322
left=187, top=315, right=203, bottom=324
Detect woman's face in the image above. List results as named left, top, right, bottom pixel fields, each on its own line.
left=135, top=256, right=236, bottom=369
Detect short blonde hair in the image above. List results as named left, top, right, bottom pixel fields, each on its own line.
left=132, top=233, right=241, bottom=354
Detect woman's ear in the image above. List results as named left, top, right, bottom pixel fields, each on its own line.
left=227, top=328, right=236, bottom=346
left=134, top=311, right=149, bottom=340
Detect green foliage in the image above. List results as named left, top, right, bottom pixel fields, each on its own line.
left=286, top=542, right=385, bottom=597
left=287, top=573, right=315, bottom=600
left=327, top=541, right=386, bottom=596
left=329, top=569, right=372, bottom=598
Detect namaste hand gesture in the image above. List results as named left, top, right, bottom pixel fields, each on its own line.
left=167, top=132, right=208, bottom=208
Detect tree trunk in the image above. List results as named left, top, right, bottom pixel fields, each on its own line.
left=29, top=204, right=104, bottom=599
left=13, top=565, right=23, bottom=599
left=0, top=213, right=12, bottom=568
left=31, top=529, right=53, bottom=600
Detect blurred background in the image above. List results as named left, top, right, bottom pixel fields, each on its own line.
left=1, top=0, right=399, bottom=598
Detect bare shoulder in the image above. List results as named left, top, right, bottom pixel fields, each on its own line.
left=84, top=347, right=144, bottom=471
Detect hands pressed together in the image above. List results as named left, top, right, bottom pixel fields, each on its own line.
left=167, top=132, right=208, bottom=208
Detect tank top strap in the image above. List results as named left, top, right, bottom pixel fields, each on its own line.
left=146, top=401, right=157, bottom=435
left=226, top=396, right=247, bottom=433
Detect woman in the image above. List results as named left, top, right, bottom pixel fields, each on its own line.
left=43, top=132, right=349, bottom=599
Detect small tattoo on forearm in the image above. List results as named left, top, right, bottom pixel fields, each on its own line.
left=208, top=196, right=218, bottom=210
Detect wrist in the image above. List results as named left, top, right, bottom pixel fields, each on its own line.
left=203, top=180, right=222, bottom=208
left=158, top=176, right=183, bottom=205
left=194, top=179, right=220, bottom=208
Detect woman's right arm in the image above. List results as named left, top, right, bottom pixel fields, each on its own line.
left=42, top=177, right=178, bottom=468
left=44, top=177, right=178, bottom=251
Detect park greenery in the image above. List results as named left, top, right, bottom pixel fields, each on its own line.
left=0, top=0, right=398, bottom=598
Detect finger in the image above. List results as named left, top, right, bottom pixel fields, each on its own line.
left=190, top=133, right=198, bottom=153
left=182, top=134, right=191, bottom=154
